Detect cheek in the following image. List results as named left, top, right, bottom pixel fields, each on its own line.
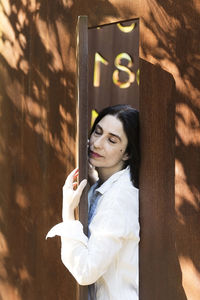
left=110, top=148, right=123, bottom=159
left=89, top=135, right=94, bottom=145
left=119, top=147, right=127, bottom=155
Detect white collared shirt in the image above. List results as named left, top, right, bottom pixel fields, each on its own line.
left=46, top=167, right=139, bottom=300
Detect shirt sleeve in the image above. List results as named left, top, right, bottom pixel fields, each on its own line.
left=46, top=220, right=88, bottom=245
left=46, top=189, right=139, bottom=286
left=61, top=204, right=128, bottom=285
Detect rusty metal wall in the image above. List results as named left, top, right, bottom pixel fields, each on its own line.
left=140, top=1, right=200, bottom=299
left=139, top=59, right=186, bottom=299
left=0, top=1, right=199, bottom=300
left=88, top=18, right=139, bottom=112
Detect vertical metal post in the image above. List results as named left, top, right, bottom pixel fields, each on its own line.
left=76, top=15, right=88, bottom=300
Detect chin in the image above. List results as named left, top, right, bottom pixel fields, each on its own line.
left=88, top=157, right=96, bottom=166
left=89, top=158, right=101, bottom=168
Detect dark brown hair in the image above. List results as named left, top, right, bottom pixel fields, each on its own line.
left=90, top=104, right=140, bottom=188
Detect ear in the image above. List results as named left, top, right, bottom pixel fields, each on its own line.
left=122, top=152, right=129, bottom=161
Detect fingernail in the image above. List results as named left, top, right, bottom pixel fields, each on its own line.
left=73, top=173, right=79, bottom=179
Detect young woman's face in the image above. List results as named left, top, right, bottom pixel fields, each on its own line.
left=89, top=115, right=129, bottom=175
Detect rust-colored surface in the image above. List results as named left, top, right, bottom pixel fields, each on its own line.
left=88, top=18, right=139, bottom=112
left=140, top=1, right=200, bottom=299
left=139, top=59, right=186, bottom=299
left=0, top=2, right=139, bottom=300
left=0, top=0, right=200, bottom=300
left=76, top=15, right=89, bottom=300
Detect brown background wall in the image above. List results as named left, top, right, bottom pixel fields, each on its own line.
left=0, top=1, right=199, bottom=300
left=139, top=2, right=200, bottom=299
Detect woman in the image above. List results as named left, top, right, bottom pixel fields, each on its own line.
left=46, top=104, right=140, bottom=300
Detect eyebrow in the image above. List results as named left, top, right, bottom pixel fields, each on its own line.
left=96, top=124, right=122, bottom=141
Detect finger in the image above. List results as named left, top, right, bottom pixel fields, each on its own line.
left=75, top=179, right=87, bottom=197
left=65, top=168, right=79, bottom=186
left=74, top=168, right=79, bottom=175
left=88, top=162, right=93, bottom=169
left=73, top=171, right=79, bottom=180
left=87, top=139, right=90, bottom=149
left=73, top=182, right=78, bottom=190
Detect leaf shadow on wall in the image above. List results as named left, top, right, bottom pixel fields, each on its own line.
left=0, top=0, right=120, bottom=300
left=140, top=0, right=200, bottom=298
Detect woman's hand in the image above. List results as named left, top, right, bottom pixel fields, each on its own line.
left=62, top=168, right=87, bottom=221
left=88, top=139, right=99, bottom=186
left=88, top=162, right=99, bottom=186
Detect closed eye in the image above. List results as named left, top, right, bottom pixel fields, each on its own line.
left=94, top=124, right=102, bottom=135
left=108, top=137, right=117, bottom=144
left=94, top=124, right=121, bottom=144
left=94, top=129, right=101, bottom=135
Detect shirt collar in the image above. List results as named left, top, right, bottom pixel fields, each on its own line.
left=95, top=166, right=130, bottom=195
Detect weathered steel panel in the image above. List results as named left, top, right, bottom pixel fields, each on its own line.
left=88, top=19, right=139, bottom=115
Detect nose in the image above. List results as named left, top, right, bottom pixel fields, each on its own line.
left=93, top=136, right=104, bottom=149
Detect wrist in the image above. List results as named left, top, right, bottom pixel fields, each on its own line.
left=62, top=208, right=75, bottom=222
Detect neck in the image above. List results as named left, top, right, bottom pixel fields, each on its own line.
left=97, top=164, right=124, bottom=184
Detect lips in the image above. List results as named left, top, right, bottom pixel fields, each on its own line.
left=90, top=150, right=103, bottom=158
